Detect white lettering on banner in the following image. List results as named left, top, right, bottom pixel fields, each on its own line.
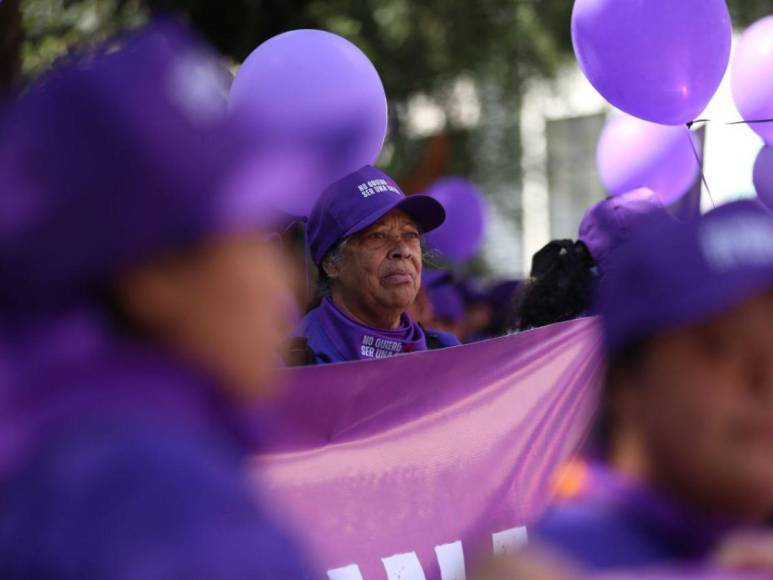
left=382, top=552, right=427, bottom=580
left=435, top=541, right=466, bottom=580
left=326, top=527, right=526, bottom=578
left=327, top=564, right=365, bottom=580
left=492, top=526, right=529, bottom=556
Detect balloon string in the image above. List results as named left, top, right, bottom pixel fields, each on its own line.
left=685, top=124, right=715, bottom=210
left=687, top=118, right=773, bottom=129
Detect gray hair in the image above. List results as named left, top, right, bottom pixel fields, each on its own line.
left=316, top=235, right=439, bottom=297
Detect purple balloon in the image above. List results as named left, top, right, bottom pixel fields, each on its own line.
left=572, top=0, right=732, bottom=126
left=732, top=16, right=773, bottom=146
left=754, top=147, right=773, bottom=210
left=230, top=30, right=388, bottom=217
left=597, top=114, right=700, bottom=205
left=423, top=177, right=488, bottom=263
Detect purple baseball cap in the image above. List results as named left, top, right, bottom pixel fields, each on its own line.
left=427, top=283, right=465, bottom=324
left=578, top=188, right=668, bottom=272
left=599, top=199, right=773, bottom=356
left=306, top=165, right=446, bottom=265
left=0, top=22, right=282, bottom=324
left=422, top=268, right=455, bottom=288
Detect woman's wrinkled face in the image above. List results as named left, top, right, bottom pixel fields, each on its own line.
left=119, top=233, right=296, bottom=400
left=620, top=290, right=773, bottom=520
left=329, top=209, right=423, bottom=324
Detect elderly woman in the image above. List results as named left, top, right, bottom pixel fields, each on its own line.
left=291, top=165, right=460, bottom=365
left=0, top=24, right=309, bottom=578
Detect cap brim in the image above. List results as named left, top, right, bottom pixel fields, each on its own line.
left=341, top=194, right=446, bottom=240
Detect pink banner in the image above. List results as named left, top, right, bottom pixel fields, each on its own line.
left=253, top=318, right=603, bottom=579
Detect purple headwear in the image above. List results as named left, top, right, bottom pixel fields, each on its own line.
left=578, top=188, right=668, bottom=272
left=306, top=165, right=445, bottom=265
left=599, top=199, right=773, bottom=356
left=427, top=284, right=465, bottom=324
left=0, top=22, right=278, bottom=330
left=421, top=269, right=464, bottom=323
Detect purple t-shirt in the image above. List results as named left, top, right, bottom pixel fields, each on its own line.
left=536, top=462, right=741, bottom=571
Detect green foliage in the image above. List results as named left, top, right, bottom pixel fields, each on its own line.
left=21, top=0, right=146, bottom=76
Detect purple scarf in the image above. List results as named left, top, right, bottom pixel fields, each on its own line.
left=318, top=297, right=428, bottom=361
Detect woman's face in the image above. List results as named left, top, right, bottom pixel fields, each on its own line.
left=617, top=290, right=773, bottom=521
left=328, top=209, right=423, bottom=327
left=119, top=233, right=297, bottom=400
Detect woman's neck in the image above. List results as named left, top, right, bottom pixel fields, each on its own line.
left=329, top=292, right=403, bottom=330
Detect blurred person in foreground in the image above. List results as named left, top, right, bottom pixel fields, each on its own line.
left=0, top=23, right=310, bottom=578
left=288, top=165, right=460, bottom=365
left=535, top=199, right=773, bottom=571
left=514, top=188, right=665, bottom=332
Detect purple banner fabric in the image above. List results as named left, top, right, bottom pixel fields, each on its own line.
left=253, top=318, right=603, bottom=579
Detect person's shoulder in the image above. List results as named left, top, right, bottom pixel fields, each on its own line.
left=0, top=420, right=311, bottom=579
left=535, top=499, right=672, bottom=571
left=424, top=328, right=462, bottom=348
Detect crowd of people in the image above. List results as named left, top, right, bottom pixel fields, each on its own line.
left=1, top=18, right=773, bottom=580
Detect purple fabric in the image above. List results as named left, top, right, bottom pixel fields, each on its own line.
left=255, top=318, right=603, bottom=578
left=306, top=165, right=445, bottom=265
left=294, top=297, right=429, bottom=363
left=599, top=200, right=773, bottom=355
left=578, top=188, right=669, bottom=272
left=0, top=22, right=279, bottom=329
left=0, top=312, right=310, bottom=578
left=537, top=463, right=741, bottom=571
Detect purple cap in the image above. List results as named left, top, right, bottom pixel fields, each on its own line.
left=306, top=165, right=445, bottom=265
left=578, top=188, right=668, bottom=271
left=599, top=200, right=773, bottom=356
left=427, top=284, right=465, bottom=324
left=422, top=269, right=455, bottom=288
left=456, top=275, right=488, bottom=306
left=0, top=22, right=278, bottom=323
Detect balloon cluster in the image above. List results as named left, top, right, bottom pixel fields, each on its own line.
left=573, top=0, right=758, bottom=206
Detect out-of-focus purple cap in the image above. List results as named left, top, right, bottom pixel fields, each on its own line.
left=306, top=165, right=446, bottom=265
left=488, top=280, right=522, bottom=314
left=421, top=269, right=455, bottom=288
left=578, top=188, right=667, bottom=272
left=427, top=283, right=465, bottom=324
left=456, top=276, right=488, bottom=306
left=0, top=22, right=279, bottom=325
left=599, top=200, right=773, bottom=356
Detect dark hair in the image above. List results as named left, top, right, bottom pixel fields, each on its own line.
left=513, top=240, right=597, bottom=332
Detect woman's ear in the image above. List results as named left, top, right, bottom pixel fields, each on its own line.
left=321, top=259, right=340, bottom=280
